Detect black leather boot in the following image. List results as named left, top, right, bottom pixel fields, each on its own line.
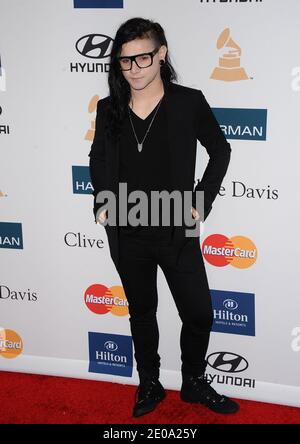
left=180, top=374, right=239, bottom=414
left=133, top=375, right=166, bottom=417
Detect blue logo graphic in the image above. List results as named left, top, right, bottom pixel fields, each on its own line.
left=212, top=107, right=267, bottom=140
left=72, top=166, right=93, bottom=194
left=88, top=332, right=133, bottom=377
left=0, top=222, right=23, bottom=249
left=211, top=289, right=255, bottom=336
left=74, top=0, right=123, bottom=8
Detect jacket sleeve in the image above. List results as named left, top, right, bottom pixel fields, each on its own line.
left=192, top=90, right=231, bottom=221
left=88, top=98, right=107, bottom=223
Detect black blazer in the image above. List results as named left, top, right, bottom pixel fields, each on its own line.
left=89, top=81, right=231, bottom=270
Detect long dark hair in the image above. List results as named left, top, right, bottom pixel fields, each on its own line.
left=105, top=17, right=178, bottom=142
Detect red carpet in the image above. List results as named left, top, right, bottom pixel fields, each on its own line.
left=1, top=371, right=299, bottom=424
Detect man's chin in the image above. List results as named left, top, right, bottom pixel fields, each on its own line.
left=129, top=81, right=147, bottom=90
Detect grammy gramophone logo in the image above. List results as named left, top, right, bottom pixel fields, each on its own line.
left=85, top=95, right=99, bottom=141
left=210, top=28, right=249, bottom=82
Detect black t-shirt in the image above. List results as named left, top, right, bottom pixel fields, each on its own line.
left=118, top=95, right=175, bottom=242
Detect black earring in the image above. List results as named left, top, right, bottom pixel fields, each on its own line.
left=159, top=59, right=165, bottom=66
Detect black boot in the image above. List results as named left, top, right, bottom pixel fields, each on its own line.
left=180, top=374, right=239, bottom=414
left=133, top=374, right=166, bottom=417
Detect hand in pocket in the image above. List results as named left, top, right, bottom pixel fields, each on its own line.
left=97, top=208, right=108, bottom=224
left=191, top=206, right=200, bottom=220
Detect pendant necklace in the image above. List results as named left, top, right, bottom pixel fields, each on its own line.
left=128, top=96, right=164, bottom=152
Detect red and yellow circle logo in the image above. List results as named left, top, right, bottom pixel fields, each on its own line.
left=0, top=329, right=23, bottom=359
left=202, top=234, right=257, bottom=268
left=84, top=284, right=128, bottom=316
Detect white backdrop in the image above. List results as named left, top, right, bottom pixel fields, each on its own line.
left=1, top=0, right=300, bottom=408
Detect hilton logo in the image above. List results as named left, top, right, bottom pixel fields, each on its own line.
left=104, top=341, right=118, bottom=351
left=211, top=289, right=255, bottom=336
left=74, top=0, right=123, bottom=8
left=223, top=299, right=238, bottom=310
left=88, top=332, right=133, bottom=377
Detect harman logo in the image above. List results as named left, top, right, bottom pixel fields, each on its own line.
left=202, top=234, right=257, bottom=268
left=205, top=351, right=255, bottom=388
left=211, top=290, right=255, bottom=336
left=88, top=332, right=133, bottom=377
left=74, top=0, right=123, bottom=8
left=212, top=107, right=267, bottom=141
left=70, top=34, right=113, bottom=73
left=72, top=166, right=93, bottom=194
left=0, top=222, right=23, bottom=249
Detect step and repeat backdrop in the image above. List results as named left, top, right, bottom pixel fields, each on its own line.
left=1, top=0, right=300, bottom=408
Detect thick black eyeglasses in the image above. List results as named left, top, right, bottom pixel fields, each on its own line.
left=117, top=47, right=160, bottom=71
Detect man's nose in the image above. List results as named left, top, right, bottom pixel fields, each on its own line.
left=130, top=60, right=141, bottom=73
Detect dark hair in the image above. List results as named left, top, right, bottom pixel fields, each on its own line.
left=104, top=17, right=178, bottom=142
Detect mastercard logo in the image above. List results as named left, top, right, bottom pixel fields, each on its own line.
left=84, top=284, right=129, bottom=316
left=0, top=328, right=23, bottom=359
left=202, top=234, right=257, bottom=268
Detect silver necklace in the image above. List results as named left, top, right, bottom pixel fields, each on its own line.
left=128, top=96, right=164, bottom=152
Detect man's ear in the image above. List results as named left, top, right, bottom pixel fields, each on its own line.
left=159, top=44, right=168, bottom=60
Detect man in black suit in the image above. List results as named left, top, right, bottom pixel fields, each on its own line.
left=89, top=17, right=239, bottom=418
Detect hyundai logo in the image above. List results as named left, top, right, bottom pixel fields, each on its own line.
left=76, top=34, right=113, bottom=59
left=223, top=299, right=238, bottom=310
left=207, top=352, right=249, bottom=373
left=104, top=341, right=118, bottom=351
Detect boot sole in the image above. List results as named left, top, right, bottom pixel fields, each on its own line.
left=180, top=392, right=239, bottom=414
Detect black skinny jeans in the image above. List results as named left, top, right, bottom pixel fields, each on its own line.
left=115, top=230, right=214, bottom=382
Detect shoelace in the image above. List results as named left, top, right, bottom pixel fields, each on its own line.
left=190, top=377, right=226, bottom=403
